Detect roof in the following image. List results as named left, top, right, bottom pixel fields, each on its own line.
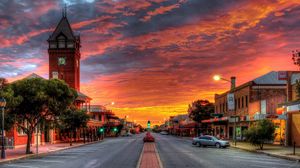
left=48, top=16, right=75, bottom=41
left=215, top=71, right=287, bottom=98
left=24, top=73, right=45, bottom=79
left=76, top=91, right=92, bottom=101
left=82, top=105, right=107, bottom=113
left=253, top=71, right=286, bottom=85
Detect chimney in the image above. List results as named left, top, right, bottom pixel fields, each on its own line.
left=231, top=76, right=236, bottom=90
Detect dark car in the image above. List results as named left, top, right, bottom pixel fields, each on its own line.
left=192, top=135, right=230, bottom=148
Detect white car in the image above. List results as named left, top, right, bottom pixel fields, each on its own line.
left=192, top=135, right=230, bottom=148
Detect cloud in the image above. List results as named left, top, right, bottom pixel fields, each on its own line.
left=1, top=0, right=300, bottom=126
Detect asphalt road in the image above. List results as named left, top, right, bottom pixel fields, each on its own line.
left=154, top=133, right=300, bottom=168
left=1, top=133, right=299, bottom=168
left=0, top=134, right=144, bottom=168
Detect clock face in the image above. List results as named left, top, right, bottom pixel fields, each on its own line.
left=58, top=57, right=66, bottom=65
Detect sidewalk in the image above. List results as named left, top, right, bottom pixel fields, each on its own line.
left=230, top=141, right=300, bottom=161
left=138, top=143, right=162, bottom=168
left=0, top=141, right=101, bottom=163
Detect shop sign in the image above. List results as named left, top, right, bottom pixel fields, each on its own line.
left=227, top=93, right=235, bottom=111
left=278, top=71, right=288, bottom=80
left=286, top=104, right=300, bottom=112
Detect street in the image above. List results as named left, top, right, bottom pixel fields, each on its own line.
left=0, top=133, right=300, bottom=168
left=0, top=134, right=144, bottom=168
left=155, top=133, right=300, bottom=168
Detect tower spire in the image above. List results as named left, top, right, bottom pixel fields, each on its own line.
left=62, top=4, right=67, bottom=17
left=64, top=4, right=67, bottom=18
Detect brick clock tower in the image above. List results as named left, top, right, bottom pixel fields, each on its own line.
left=48, top=10, right=81, bottom=91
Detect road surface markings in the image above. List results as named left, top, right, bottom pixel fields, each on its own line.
left=45, top=155, right=77, bottom=159
left=3, top=164, right=40, bottom=168
left=28, top=159, right=65, bottom=163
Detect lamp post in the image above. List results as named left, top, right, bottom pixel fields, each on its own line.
left=213, top=75, right=237, bottom=146
left=0, top=98, right=6, bottom=159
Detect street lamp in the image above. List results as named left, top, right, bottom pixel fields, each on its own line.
left=213, top=75, right=238, bottom=146
left=0, top=98, right=6, bottom=159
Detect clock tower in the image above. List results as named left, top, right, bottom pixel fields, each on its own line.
left=48, top=10, right=81, bottom=91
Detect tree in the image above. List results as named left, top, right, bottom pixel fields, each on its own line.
left=9, top=78, right=77, bottom=154
left=188, top=100, right=214, bottom=135
left=59, top=107, right=90, bottom=146
left=244, top=119, right=275, bottom=150
left=0, top=78, right=21, bottom=131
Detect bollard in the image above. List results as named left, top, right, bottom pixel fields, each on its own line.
left=293, top=141, right=296, bottom=155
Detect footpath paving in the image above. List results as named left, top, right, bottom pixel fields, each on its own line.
left=230, top=141, right=300, bottom=161
left=138, top=143, right=162, bottom=168
left=0, top=141, right=100, bottom=163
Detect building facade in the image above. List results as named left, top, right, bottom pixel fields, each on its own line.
left=212, top=71, right=287, bottom=142
left=278, top=72, right=300, bottom=146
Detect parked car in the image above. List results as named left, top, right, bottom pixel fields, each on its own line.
left=192, top=135, right=230, bottom=148
left=160, top=131, right=169, bottom=135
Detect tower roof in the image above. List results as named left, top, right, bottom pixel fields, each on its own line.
left=48, top=15, right=75, bottom=41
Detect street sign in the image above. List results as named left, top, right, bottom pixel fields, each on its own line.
left=227, top=93, right=235, bottom=111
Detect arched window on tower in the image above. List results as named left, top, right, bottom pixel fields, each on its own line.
left=58, top=35, right=66, bottom=48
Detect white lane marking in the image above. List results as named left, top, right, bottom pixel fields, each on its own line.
left=45, top=155, right=77, bottom=159
left=226, top=155, right=288, bottom=162
left=28, top=159, right=65, bottom=163
left=4, top=164, right=40, bottom=168
left=83, top=159, right=99, bottom=168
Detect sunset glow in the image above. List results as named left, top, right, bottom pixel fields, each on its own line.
left=1, top=0, right=299, bottom=126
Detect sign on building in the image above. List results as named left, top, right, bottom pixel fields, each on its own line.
left=278, top=71, right=288, bottom=80
left=227, top=93, right=235, bottom=111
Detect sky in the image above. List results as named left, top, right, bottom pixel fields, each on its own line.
left=0, top=0, right=299, bottom=126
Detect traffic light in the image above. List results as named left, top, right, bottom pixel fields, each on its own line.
left=113, top=127, right=118, bottom=132
left=147, top=120, right=151, bottom=128
left=99, top=128, right=104, bottom=133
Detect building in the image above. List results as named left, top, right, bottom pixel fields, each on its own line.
left=168, top=114, right=198, bottom=137
left=278, top=72, right=300, bottom=146
left=5, top=9, right=120, bottom=148
left=211, top=71, right=287, bottom=141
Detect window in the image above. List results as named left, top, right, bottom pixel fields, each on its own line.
left=235, top=99, right=237, bottom=110
left=57, top=35, right=66, bottom=48
left=67, top=42, right=74, bottom=48
left=50, top=42, right=56, bottom=48
left=245, top=96, right=248, bottom=107
left=17, top=121, right=28, bottom=136
left=238, top=98, right=240, bottom=109
left=17, top=127, right=26, bottom=135
left=242, top=97, right=244, bottom=108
